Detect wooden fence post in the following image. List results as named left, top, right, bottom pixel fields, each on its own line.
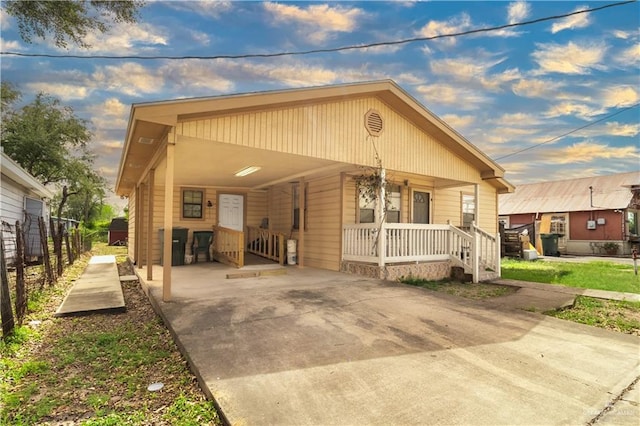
left=65, top=230, right=73, bottom=266
left=14, top=222, right=26, bottom=324
left=0, top=232, right=15, bottom=339
left=39, top=217, right=54, bottom=286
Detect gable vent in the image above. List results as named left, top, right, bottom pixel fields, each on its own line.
left=365, top=109, right=383, bottom=136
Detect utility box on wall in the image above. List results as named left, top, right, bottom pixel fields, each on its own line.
left=587, top=220, right=596, bottom=230
left=597, top=218, right=606, bottom=225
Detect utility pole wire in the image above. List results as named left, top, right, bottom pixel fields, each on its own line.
left=494, top=102, right=640, bottom=161
left=0, top=0, right=635, bottom=60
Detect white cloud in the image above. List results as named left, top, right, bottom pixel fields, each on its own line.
left=415, top=13, right=471, bottom=46
left=532, top=41, right=607, bottom=75
left=0, top=8, right=10, bottom=29
left=550, top=6, right=591, bottom=34
left=0, top=37, right=22, bottom=51
left=491, top=112, right=545, bottom=127
left=25, top=83, right=89, bottom=100
left=508, top=1, right=530, bottom=24
left=549, top=141, right=638, bottom=164
left=611, top=30, right=632, bottom=40
left=164, top=1, right=233, bottom=18
left=415, top=83, right=488, bottom=109
left=512, top=78, right=562, bottom=98
left=264, top=2, right=365, bottom=44
left=441, top=114, right=476, bottom=130
left=87, top=98, right=129, bottom=130
left=78, top=22, right=168, bottom=54
left=601, top=85, right=639, bottom=108
left=577, top=121, right=640, bottom=138
left=617, top=44, right=640, bottom=66
left=91, top=62, right=165, bottom=96
left=159, top=61, right=235, bottom=93
left=429, top=56, right=519, bottom=91
left=543, top=102, right=603, bottom=119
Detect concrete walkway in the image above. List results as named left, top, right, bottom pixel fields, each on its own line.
left=137, top=265, right=640, bottom=425
left=55, top=255, right=125, bottom=316
left=488, top=278, right=640, bottom=312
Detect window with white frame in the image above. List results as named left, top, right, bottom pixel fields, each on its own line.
left=550, top=215, right=567, bottom=235
left=358, top=183, right=401, bottom=223
left=462, top=193, right=475, bottom=228
left=386, top=184, right=401, bottom=223
left=358, top=185, right=376, bottom=223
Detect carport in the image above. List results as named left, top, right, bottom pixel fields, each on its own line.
left=137, top=263, right=640, bottom=425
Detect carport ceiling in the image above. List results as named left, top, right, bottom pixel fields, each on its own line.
left=153, top=139, right=347, bottom=189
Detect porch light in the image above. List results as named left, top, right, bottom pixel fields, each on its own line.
left=234, top=166, right=261, bottom=177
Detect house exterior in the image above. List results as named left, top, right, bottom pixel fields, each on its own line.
left=1, top=150, right=53, bottom=263
left=108, top=217, right=128, bottom=246
left=499, top=172, right=640, bottom=256
left=115, top=80, right=513, bottom=300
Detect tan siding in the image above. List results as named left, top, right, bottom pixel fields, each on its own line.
left=246, top=190, right=268, bottom=228
left=178, top=97, right=481, bottom=183
left=343, top=176, right=357, bottom=225
left=479, top=181, right=498, bottom=233
left=269, top=183, right=293, bottom=234
left=433, top=187, right=463, bottom=226
left=304, top=175, right=342, bottom=270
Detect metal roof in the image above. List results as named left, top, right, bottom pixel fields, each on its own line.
left=499, top=171, right=640, bottom=214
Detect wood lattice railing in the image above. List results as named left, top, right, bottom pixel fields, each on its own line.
left=212, top=225, right=244, bottom=268
left=246, top=226, right=285, bottom=265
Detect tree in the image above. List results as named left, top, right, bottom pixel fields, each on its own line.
left=4, top=0, right=144, bottom=49
left=2, top=93, right=92, bottom=185
left=1, top=82, right=21, bottom=119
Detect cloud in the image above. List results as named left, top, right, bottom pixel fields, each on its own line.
left=611, top=30, right=632, bottom=40
left=576, top=121, right=640, bottom=138
left=532, top=41, right=607, bottom=75
left=91, top=63, right=166, bottom=96
left=429, top=56, right=519, bottom=91
left=512, top=78, right=563, bottom=98
left=164, top=1, right=233, bottom=18
left=550, top=6, right=591, bottom=34
left=441, top=114, right=476, bottom=130
left=0, top=37, right=22, bottom=51
left=72, top=22, right=168, bottom=54
left=617, top=44, right=640, bottom=66
left=25, top=82, right=89, bottom=100
left=415, top=13, right=472, bottom=46
left=508, top=1, right=530, bottom=24
left=159, top=61, right=235, bottom=93
left=264, top=2, right=365, bottom=44
left=543, top=102, right=603, bottom=119
left=601, top=85, right=639, bottom=108
left=415, top=83, right=488, bottom=109
left=87, top=98, right=129, bottom=130
left=549, top=141, right=638, bottom=164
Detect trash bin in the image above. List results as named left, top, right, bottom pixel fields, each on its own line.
left=159, top=227, right=189, bottom=266
left=540, top=233, right=560, bottom=257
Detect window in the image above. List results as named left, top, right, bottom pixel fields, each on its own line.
left=462, top=193, right=475, bottom=228
left=550, top=215, right=566, bottom=235
left=292, top=184, right=307, bottom=230
left=182, top=189, right=204, bottom=219
left=358, top=183, right=401, bottom=223
left=628, top=211, right=638, bottom=236
left=386, top=184, right=401, bottom=223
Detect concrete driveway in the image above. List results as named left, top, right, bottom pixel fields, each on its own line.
left=140, top=264, right=639, bottom=425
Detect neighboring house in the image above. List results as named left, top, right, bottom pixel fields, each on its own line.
left=108, top=217, right=128, bottom=246
left=1, top=150, right=53, bottom=264
left=499, top=172, right=640, bottom=256
left=115, top=80, right=513, bottom=299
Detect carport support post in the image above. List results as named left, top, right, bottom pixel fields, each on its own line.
left=298, top=177, right=305, bottom=267
left=162, top=135, right=175, bottom=302
left=146, top=170, right=154, bottom=281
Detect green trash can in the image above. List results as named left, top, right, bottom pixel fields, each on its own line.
left=159, top=227, right=189, bottom=266
left=540, top=233, right=560, bottom=257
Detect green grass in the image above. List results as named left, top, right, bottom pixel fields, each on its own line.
left=501, top=258, right=640, bottom=294
left=401, top=277, right=516, bottom=300
left=547, top=296, right=640, bottom=334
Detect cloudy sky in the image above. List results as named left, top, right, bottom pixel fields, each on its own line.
left=1, top=1, right=639, bottom=210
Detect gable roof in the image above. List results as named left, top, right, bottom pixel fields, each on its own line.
left=499, top=171, right=640, bottom=214
left=1, top=151, right=54, bottom=199
left=116, top=80, right=513, bottom=195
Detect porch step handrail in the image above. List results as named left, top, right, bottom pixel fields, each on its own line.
left=212, top=225, right=244, bottom=268
left=342, top=222, right=500, bottom=282
left=246, top=226, right=285, bottom=265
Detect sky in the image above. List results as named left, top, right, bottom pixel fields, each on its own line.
left=1, top=0, right=639, bottom=212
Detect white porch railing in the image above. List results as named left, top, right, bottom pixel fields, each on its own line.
left=342, top=222, right=500, bottom=282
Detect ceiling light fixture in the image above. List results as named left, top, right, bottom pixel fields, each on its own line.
left=234, top=166, right=261, bottom=177
left=138, top=137, right=155, bottom=144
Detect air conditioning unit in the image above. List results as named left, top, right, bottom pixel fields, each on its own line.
left=587, top=220, right=596, bottom=230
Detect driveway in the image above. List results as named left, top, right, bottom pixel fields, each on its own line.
left=140, top=264, right=639, bottom=425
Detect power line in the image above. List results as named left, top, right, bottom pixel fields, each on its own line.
left=1, top=0, right=636, bottom=60
left=494, top=102, right=640, bottom=161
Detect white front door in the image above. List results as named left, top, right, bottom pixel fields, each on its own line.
left=218, top=194, right=244, bottom=231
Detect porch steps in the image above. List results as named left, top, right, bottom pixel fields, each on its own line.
left=226, top=268, right=287, bottom=279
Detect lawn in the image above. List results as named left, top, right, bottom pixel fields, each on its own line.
left=1, top=244, right=221, bottom=425
left=501, top=258, right=640, bottom=294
